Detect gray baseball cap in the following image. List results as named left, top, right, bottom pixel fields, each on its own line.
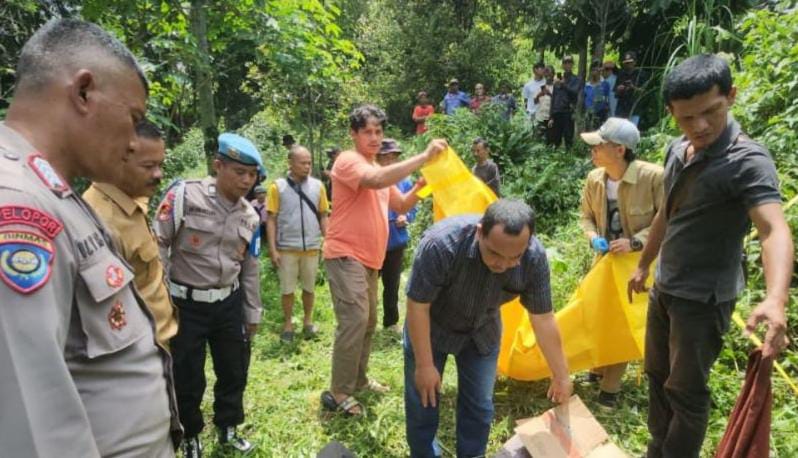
left=580, top=117, right=640, bottom=150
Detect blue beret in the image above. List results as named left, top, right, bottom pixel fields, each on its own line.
left=218, top=133, right=263, bottom=169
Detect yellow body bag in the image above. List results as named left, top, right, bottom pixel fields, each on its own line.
left=419, top=147, right=651, bottom=381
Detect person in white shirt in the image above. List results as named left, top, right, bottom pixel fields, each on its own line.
left=602, top=61, right=618, bottom=117
left=534, top=66, right=555, bottom=140
left=522, top=62, right=547, bottom=119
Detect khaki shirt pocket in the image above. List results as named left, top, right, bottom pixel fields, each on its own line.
left=626, top=206, right=654, bottom=233
left=77, top=256, right=148, bottom=358
left=178, top=216, right=218, bottom=255
left=135, top=238, right=160, bottom=279
left=137, top=238, right=159, bottom=263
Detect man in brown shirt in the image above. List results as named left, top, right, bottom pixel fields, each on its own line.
left=84, top=120, right=178, bottom=346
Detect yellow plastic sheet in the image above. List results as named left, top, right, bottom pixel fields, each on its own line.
left=497, top=254, right=654, bottom=381
left=419, top=147, right=497, bottom=220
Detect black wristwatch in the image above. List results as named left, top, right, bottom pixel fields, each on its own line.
left=630, top=237, right=643, bottom=251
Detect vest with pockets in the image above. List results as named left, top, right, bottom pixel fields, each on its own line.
left=275, top=176, right=323, bottom=251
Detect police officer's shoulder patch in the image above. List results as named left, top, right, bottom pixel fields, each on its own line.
left=0, top=230, right=55, bottom=294
left=157, top=189, right=175, bottom=221
left=0, top=205, right=64, bottom=238
left=28, top=154, right=70, bottom=196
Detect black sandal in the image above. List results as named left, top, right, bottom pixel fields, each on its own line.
left=320, top=391, right=365, bottom=417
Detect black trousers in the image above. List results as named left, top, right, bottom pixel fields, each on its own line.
left=549, top=112, right=574, bottom=148
left=171, top=288, right=248, bottom=438
left=644, top=288, right=734, bottom=458
left=380, top=247, right=405, bottom=328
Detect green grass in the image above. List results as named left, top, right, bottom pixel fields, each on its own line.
left=192, top=221, right=798, bottom=458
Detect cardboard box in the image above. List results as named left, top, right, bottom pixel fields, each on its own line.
left=495, top=396, right=628, bottom=458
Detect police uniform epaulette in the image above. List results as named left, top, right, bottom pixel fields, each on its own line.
left=241, top=199, right=257, bottom=213
left=0, top=147, right=27, bottom=180
left=0, top=147, right=70, bottom=198
left=182, top=179, right=208, bottom=195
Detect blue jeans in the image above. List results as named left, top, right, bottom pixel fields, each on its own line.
left=403, top=334, right=498, bottom=458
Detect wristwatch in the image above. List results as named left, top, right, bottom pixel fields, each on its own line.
left=630, top=237, right=643, bottom=251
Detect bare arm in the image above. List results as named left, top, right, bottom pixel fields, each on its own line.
left=407, top=298, right=441, bottom=408
left=360, top=139, right=446, bottom=189
left=266, top=212, right=280, bottom=267
left=319, top=213, right=328, bottom=236
left=746, top=202, right=793, bottom=356
left=389, top=179, right=426, bottom=214
left=530, top=312, right=572, bottom=403
left=627, top=207, right=667, bottom=301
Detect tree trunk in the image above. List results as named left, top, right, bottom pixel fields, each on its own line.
left=190, top=0, right=218, bottom=175
left=574, top=35, right=589, bottom=141
left=593, top=29, right=605, bottom=64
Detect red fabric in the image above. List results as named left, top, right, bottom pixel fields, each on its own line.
left=715, top=349, right=773, bottom=458
left=413, top=104, right=434, bottom=134
left=470, top=95, right=490, bottom=112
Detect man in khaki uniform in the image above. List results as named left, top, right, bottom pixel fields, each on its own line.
left=578, top=117, right=664, bottom=408
left=154, top=133, right=263, bottom=457
left=0, top=19, right=179, bottom=457
left=84, top=120, right=178, bottom=346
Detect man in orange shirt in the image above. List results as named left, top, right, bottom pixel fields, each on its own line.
left=321, top=104, right=446, bottom=416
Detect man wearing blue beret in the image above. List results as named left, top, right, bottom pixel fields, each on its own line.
left=154, top=132, right=264, bottom=457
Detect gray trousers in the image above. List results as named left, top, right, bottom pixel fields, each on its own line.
left=645, top=287, right=734, bottom=458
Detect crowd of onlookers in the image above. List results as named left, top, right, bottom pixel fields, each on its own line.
left=413, top=52, right=648, bottom=147
left=407, top=52, right=650, bottom=194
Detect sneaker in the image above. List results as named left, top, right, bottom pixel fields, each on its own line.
left=597, top=390, right=618, bottom=410
left=218, top=426, right=254, bottom=454
left=180, top=436, right=202, bottom=458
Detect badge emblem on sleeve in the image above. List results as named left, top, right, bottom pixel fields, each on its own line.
left=108, top=302, right=127, bottom=330
left=0, top=231, right=55, bottom=294
left=106, top=265, right=124, bottom=288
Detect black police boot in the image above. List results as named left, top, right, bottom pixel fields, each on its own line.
left=218, top=426, right=254, bottom=454
left=180, top=436, right=202, bottom=458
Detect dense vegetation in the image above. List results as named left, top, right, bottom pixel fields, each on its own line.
left=2, top=0, right=797, bottom=456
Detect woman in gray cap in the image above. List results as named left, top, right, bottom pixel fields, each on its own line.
left=578, top=117, right=664, bottom=409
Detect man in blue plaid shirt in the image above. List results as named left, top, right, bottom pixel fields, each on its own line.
left=403, top=199, right=571, bottom=458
